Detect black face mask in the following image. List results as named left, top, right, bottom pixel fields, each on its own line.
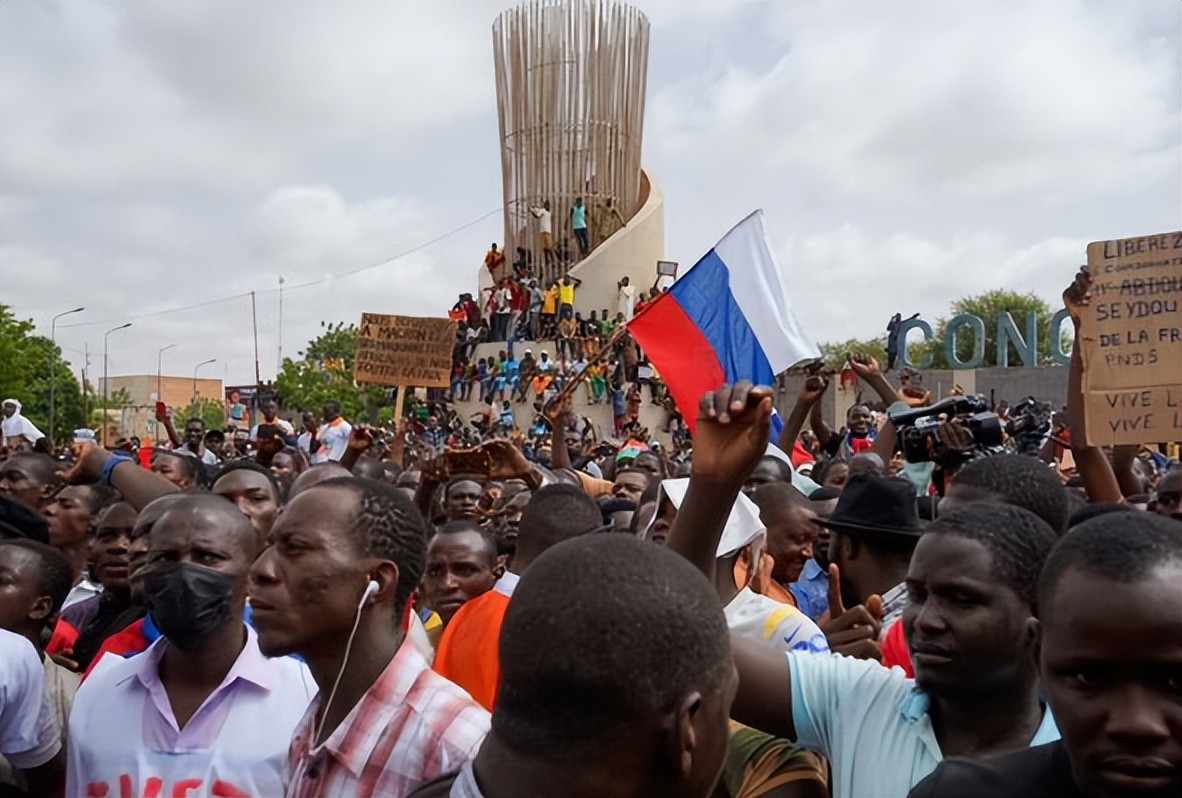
left=142, top=562, right=237, bottom=651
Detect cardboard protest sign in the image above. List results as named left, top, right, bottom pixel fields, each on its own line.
left=353, top=313, right=456, bottom=388
left=1080, top=231, right=1182, bottom=445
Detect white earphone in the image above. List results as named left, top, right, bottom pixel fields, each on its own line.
left=313, top=576, right=381, bottom=752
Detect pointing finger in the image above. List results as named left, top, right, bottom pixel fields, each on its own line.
left=827, top=563, right=846, bottom=619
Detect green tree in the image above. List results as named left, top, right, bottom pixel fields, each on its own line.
left=817, top=337, right=889, bottom=371
left=180, top=397, right=227, bottom=431
left=91, top=387, right=133, bottom=429
left=920, top=290, right=1056, bottom=368
left=0, top=304, right=86, bottom=444
left=274, top=321, right=390, bottom=423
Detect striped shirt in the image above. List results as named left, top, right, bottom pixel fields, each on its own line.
left=285, top=640, right=489, bottom=798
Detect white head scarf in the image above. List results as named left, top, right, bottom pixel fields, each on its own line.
left=646, top=477, right=766, bottom=559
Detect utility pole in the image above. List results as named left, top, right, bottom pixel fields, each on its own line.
left=277, top=274, right=285, bottom=372
left=251, top=291, right=261, bottom=429
left=102, top=323, right=132, bottom=446
left=49, top=306, right=84, bottom=444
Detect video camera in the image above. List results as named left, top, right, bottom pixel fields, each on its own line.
left=1003, top=396, right=1054, bottom=456
left=888, top=394, right=1003, bottom=470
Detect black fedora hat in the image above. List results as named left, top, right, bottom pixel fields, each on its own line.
left=817, top=473, right=921, bottom=538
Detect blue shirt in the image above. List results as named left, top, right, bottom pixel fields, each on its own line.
left=571, top=203, right=587, bottom=229
left=789, top=558, right=829, bottom=622
left=789, top=651, right=1059, bottom=798
left=610, top=388, right=625, bottom=415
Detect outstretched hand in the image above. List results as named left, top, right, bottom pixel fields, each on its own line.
left=691, top=382, right=773, bottom=487
left=483, top=438, right=533, bottom=480
left=347, top=426, right=375, bottom=452
left=822, top=563, right=884, bottom=661
left=543, top=395, right=573, bottom=428
left=57, top=442, right=106, bottom=485
left=847, top=353, right=882, bottom=380
left=798, top=374, right=829, bottom=405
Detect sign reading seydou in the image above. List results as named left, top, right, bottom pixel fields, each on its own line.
left=1081, top=231, right=1182, bottom=445
left=353, top=313, right=456, bottom=388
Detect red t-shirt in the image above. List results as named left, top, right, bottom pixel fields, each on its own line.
left=880, top=616, right=914, bottom=677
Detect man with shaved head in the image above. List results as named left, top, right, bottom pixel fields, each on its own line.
left=66, top=494, right=315, bottom=797
left=413, top=534, right=736, bottom=798
left=0, top=453, right=61, bottom=512
left=287, top=462, right=352, bottom=500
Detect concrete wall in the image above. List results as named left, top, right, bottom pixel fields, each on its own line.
left=99, top=375, right=224, bottom=408
left=776, top=365, right=1070, bottom=427
left=453, top=340, right=674, bottom=446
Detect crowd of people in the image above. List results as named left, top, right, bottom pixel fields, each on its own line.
left=0, top=268, right=1179, bottom=798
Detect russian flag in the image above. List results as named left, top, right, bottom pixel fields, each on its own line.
left=628, top=211, right=820, bottom=434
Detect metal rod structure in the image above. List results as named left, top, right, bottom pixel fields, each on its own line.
left=49, top=306, right=84, bottom=444
left=493, top=0, right=649, bottom=285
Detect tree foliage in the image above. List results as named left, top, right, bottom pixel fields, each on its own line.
left=816, top=337, right=888, bottom=371
left=273, top=321, right=389, bottom=423
left=0, top=304, right=85, bottom=444
left=180, top=397, right=227, bottom=431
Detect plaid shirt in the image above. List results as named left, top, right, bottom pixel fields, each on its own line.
left=285, top=640, right=489, bottom=798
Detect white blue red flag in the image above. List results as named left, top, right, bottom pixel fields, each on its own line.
left=628, top=210, right=820, bottom=434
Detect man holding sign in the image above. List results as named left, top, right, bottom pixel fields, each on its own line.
left=1077, top=231, right=1182, bottom=446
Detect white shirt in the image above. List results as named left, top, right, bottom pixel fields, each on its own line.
left=617, top=283, right=637, bottom=317
left=492, top=570, right=520, bottom=598
left=62, top=575, right=103, bottom=610
left=250, top=419, right=295, bottom=440
left=724, top=587, right=828, bottom=654
left=0, top=629, right=60, bottom=769
left=317, top=419, right=353, bottom=462
left=176, top=445, right=219, bottom=466
left=67, top=626, right=315, bottom=798
left=297, top=432, right=328, bottom=465
left=529, top=206, right=552, bottom=235
left=1, top=411, right=45, bottom=444
left=789, top=651, right=1060, bottom=798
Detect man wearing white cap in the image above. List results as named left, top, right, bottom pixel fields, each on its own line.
left=2, top=400, right=45, bottom=450
left=645, top=478, right=828, bottom=654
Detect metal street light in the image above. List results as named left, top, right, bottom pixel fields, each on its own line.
left=193, top=359, right=217, bottom=400
left=156, top=344, right=177, bottom=442
left=102, top=323, right=132, bottom=446
left=49, top=306, right=84, bottom=445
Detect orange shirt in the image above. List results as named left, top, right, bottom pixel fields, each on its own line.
left=432, top=588, right=511, bottom=711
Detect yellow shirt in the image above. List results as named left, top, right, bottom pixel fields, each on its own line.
left=558, top=282, right=576, bottom=306
left=542, top=287, right=559, bottom=314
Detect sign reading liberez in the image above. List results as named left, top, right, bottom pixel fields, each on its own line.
left=1081, top=231, right=1182, bottom=445
left=353, top=313, right=456, bottom=388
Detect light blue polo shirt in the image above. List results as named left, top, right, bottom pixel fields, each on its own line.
left=789, top=652, right=1059, bottom=798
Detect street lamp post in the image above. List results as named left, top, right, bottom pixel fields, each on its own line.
left=193, top=359, right=217, bottom=401
left=102, top=323, right=132, bottom=447
left=49, top=306, right=85, bottom=445
left=156, top=344, right=177, bottom=442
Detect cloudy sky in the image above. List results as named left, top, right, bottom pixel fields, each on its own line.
left=2, top=1, right=1178, bottom=387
